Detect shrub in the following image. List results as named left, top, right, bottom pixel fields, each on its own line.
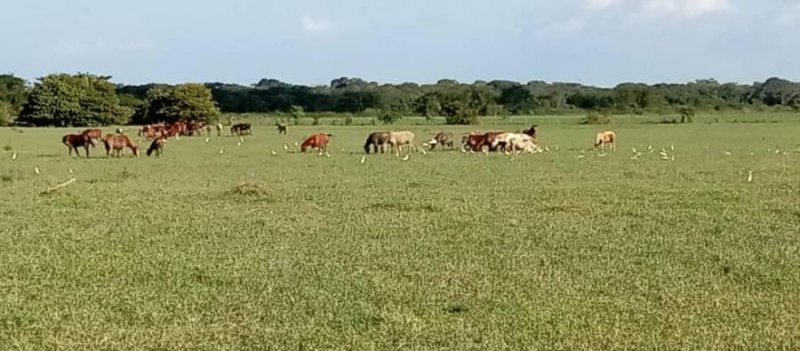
left=580, top=111, right=611, bottom=125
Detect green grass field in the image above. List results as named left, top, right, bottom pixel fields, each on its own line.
left=1, top=119, right=799, bottom=350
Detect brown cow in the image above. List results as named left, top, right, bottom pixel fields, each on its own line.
left=301, top=133, right=332, bottom=153
left=462, top=132, right=504, bottom=152
left=80, top=129, right=103, bottom=145
left=364, top=132, right=390, bottom=154
left=146, top=136, right=167, bottom=157
left=103, top=134, right=140, bottom=157
left=428, top=132, right=455, bottom=150
left=594, top=131, right=616, bottom=150
left=63, top=134, right=94, bottom=157
left=231, top=123, right=252, bottom=136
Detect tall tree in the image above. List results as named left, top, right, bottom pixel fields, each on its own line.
left=18, top=73, right=131, bottom=127
left=137, top=83, right=220, bottom=124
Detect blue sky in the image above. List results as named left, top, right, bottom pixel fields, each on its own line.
left=1, top=0, right=798, bottom=87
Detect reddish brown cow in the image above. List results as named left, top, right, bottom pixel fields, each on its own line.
left=103, top=134, right=140, bottom=157
left=80, top=129, right=103, bottom=145
left=301, top=133, right=332, bottom=153
left=63, top=134, right=94, bottom=157
left=462, top=132, right=505, bottom=152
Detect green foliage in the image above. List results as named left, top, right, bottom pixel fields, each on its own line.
left=580, top=111, right=611, bottom=125
left=377, top=110, right=402, bottom=125
left=680, top=106, right=696, bottom=123
left=344, top=115, right=353, bottom=126
left=0, top=74, right=29, bottom=114
left=136, top=83, right=219, bottom=124
left=18, top=73, right=132, bottom=127
left=290, top=105, right=304, bottom=125
left=311, top=114, right=320, bottom=126
left=0, top=101, right=12, bottom=126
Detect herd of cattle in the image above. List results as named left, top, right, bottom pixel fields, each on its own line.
left=61, top=120, right=618, bottom=158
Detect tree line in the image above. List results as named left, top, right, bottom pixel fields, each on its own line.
left=1, top=73, right=799, bottom=127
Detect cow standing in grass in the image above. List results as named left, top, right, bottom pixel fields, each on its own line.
left=276, top=122, right=288, bottom=135
left=103, top=134, right=140, bottom=157
left=80, top=129, right=103, bottom=145
left=364, top=132, right=390, bottom=154
left=63, top=134, right=94, bottom=157
left=387, top=131, right=416, bottom=156
left=146, top=136, right=167, bottom=157
left=231, top=123, right=252, bottom=136
left=428, top=132, right=455, bottom=150
left=594, top=131, right=616, bottom=150
left=301, top=133, right=332, bottom=154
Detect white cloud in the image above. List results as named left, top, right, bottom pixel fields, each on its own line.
left=585, top=0, right=624, bottom=10
left=300, top=16, right=334, bottom=33
left=644, top=0, right=731, bottom=19
left=583, top=0, right=731, bottom=19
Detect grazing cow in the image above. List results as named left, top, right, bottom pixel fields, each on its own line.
left=387, top=131, right=416, bottom=156
left=146, top=136, right=167, bottom=157
left=364, top=132, right=390, bottom=154
left=428, top=132, right=455, bottom=150
left=276, top=122, right=288, bottom=135
left=63, top=133, right=94, bottom=157
left=301, top=133, right=332, bottom=153
left=522, top=125, right=538, bottom=139
left=231, top=123, right=252, bottom=136
left=462, top=132, right=504, bottom=152
left=140, top=124, right=165, bottom=140
left=497, top=133, right=540, bottom=153
left=103, top=134, right=140, bottom=157
left=594, top=131, right=616, bottom=150
left=80, top=129, right=103, bottom=145
left=186, top=120, right=205, bottom=136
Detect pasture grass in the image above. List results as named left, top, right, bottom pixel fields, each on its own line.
left=1, top=120, right=799, bottom=350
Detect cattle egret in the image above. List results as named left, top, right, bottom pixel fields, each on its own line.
left=598, top=153, right=607, bottom=157
left=239, top=137, right=245, bottom=143
left=632, top=147, right=638, bottom=153
left=775, top=149, right=781, bottom=154
left=360, top=156, right=366, bottom=164
left=294, top=142, right=299, bottom=147
left=420, top=149, right=427, bottom=155
left=34, top=167, right=40, bottom=175
left=401, top=154, right=410, bottom=161
left=631, top=155, right=639, bottom=160
left=544, top=145, right=551, bottom=152
left=671, top=155, right=675, bottom=161
left=325, top=152, right=331, bottom=158
left=271, top=150, right=277, bottom=156
left=283, top=144, right=289, bottom=151
left=577, top=155, right=585, bottom=159
left=670, top=145, right=675, bottom=151
left=554, top=146, right=559, bottom=151
left=219, top=148, right=225, bottom=154
left=237, top=141, right=242, bottom=147
left=68, top=169, right=73, bottom=175
left=204, top=137, right=210, bottom=143
left=11, top=152, right=17, bottom=160
left=724, top=151, right=732, bottom=156
left=460, top=148, right=467, bottom=153
left=747, top=171, right=753, bottom=183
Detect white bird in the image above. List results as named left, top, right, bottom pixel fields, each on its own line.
left=271, top=150, right=277, bottom=156
left=219, top=148, right=225, bottom=154
left=204, top=137, right=210, bottom=143
left=630, top=155, right=639, bottom=160
left=577, top=155, right=585, bottom=159
left=670, top=144, right=675, bottom=151
left=283, top=144, right=289, bottom=151
left=420, top=149, right=427, bottom=155
left=598, top=153, right=607, bottom=157
left=68, top=168, right=73, bottom=175
left=237, top=141, right=242, bottom=147
left=294, top=142, right=299, bottom=147
left=775, top=149, right=781, bottom=154
left=239, top=137, right=245, bottom=143
left=11, top=152, right=17, bottom=160
left=360, top=156, right=366, bottom=164
left=325, top=152, right=331, bottom=158
left=724, top=151, right=732, bottom=156
left=632, top=147, right=638, bottom=153
left=34, top=167, right=40, bottom=175
left=544, top=145, right=551, bottom=152
left=671, top=155, right=675, bottom=161
left=401, top=154, right=410, bottom=161
left=747, top=171, right=753, bottom=183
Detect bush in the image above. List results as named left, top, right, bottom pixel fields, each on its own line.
left=0, top=101, right=12, bottom=126
left=311, top=115, right=320, bottom=126
left=378, top=111, right=402, bottom=125
left=344, top=115, right=353, bottom=126
left=579, top=111, right=611, bottom=125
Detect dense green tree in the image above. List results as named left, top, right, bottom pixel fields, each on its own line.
left=137, top=83, right=219, bottom=124
left=18, top=73, right=131, bottom=127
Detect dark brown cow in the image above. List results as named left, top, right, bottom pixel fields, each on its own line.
left=103, top=134, right=140, bottom=157
left=63, top=134, right=94, bottom=157
left=231, top=123, right=252, bottom=136
left=364, top=132, right=390, bottom=154
left=462, top=132, right=504, bottom=152
left=146, top=136, right=167, bottom=157
left=276, top=122, right=288, bottom=135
